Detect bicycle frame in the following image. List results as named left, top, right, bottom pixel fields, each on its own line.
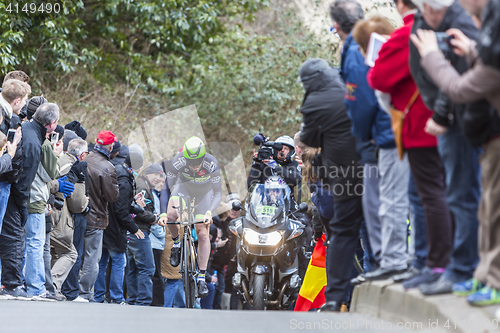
left=167, top=195, right=203, bottom=309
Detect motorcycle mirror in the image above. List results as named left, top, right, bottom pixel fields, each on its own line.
left=298, top=202, right=308, bottom=213
left=232, top=200, right=243, bottom=211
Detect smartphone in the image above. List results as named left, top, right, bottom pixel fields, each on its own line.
left=51, top=132, right=59, bottom=145
left=435, top=32, right=455, bottom=53
left=7, top=129, right=16, bottom=143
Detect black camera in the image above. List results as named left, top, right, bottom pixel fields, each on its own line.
left=53, top=197, right=64, bottom=210
left=253, top=133, right=283, bottom=162
left=435, top=32, right=455, bottom=53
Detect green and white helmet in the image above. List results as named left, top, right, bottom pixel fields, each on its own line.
left=183, top=136, right=206, bottom=166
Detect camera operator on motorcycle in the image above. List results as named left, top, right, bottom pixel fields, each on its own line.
left=158, top=136, right=222, bottom=298
left=247, top=135, right=302, bottom=196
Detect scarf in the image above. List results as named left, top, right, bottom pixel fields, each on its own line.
left=94, top=143, right=111, bottom=159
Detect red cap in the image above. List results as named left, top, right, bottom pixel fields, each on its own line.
left=96, top=130, right=117, bottom=145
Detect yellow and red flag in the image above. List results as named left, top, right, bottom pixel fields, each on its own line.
left=294, top=234, right=327, bottom=311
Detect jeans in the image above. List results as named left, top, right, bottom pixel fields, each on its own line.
left=61, top=213, right=86, bottom=300
left=25, top=213, right=46, bottom=296
left=325, top=195, right=363, bottom=303
left=43, top=230, right=55, bottom=294
left=408, top=171, right=427, bottom=269
left=94, top=248, right=126, bottom=303
left=438, top=123, right=481, bottom=281
left=126, top=232, right=155, bottom=306
left=79, top=227, right=104, bottom=300
left=378, top=148, right=409, bottom=270
left=359, top=220, right=377, bottom=273
left=0, top=182, right=11, bottom=234
left=163, top=278, right=186, bottom=308
left=151, top=248, right=165, bottom=307
left=362, top=163, right=382, bottom=263
left=200, top=282, right=216, bottom=309
left=0, top=182, right=11, bottom=280
left=210, top=268, right=226, bottom=309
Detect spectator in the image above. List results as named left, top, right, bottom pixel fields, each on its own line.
left=49, top=139, right=88, bottom=299
left=61, top=125, right=90, bottom=301
left=411, top=0, right=500, bottom=305
left=128, top=144, right=157, bottom=306
left=161, top=225, right=186, bottom=308
left=298, top=55, right=363, bottom=311
left=366, top=0, right=435, bottom=286
left=345, top=11, right=411, bottom=283
left=408, top=0, right=481, bottom=296
left=210, top=202, right=231, bottom=309
left=143, top=163, right=167, bottom=307
left=95, top=145, right=143, bottom=304
left=0, top=79, right=30, bottom=228
left=26, top=97, right=48, bottom=121
left=0, top=101, right=60, bottom=299
left=3, top=70, right=29, bottom=84
left=74, top=130, right=119, bottom=302
left=410, top=0, right=500, bottom=112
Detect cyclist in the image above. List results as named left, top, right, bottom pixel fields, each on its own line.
left=158, top=136, right=222, bottom=298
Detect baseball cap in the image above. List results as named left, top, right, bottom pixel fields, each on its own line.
left=96, top=130, right=117, bottom=145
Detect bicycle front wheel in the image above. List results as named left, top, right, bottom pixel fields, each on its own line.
left=182, top=232, right=197, bottom=308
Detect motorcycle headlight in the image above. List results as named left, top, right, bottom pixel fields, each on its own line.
left=243, top=229, right=283, bottom=246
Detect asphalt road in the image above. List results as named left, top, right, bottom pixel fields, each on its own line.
left=0, top=299, right=449, bottom=333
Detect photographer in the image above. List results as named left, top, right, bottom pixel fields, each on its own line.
left=50, top=138, right=88, bottom=298
left=247, top=135, right=302, bottom=193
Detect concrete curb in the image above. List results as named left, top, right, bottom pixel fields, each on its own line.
left=351, top=280, right=500, bottom=333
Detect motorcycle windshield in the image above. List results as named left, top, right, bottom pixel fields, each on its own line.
left=248, top=184, right=289, bottom=228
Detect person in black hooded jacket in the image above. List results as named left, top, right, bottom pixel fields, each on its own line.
left=298, top=58, right=364, bottom=312
left=94, top=145, right=144, bottom=304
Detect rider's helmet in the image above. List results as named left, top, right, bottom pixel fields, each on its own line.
left=183, top=136, right=206, bottom=166
left=264, top=176, right=288, bottom=206
left=274, top=135, right=296, bottom=163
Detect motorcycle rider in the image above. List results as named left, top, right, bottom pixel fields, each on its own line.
left=247, top=135, right=302, bottom=194
left=158, top=136, right=222, bottom=298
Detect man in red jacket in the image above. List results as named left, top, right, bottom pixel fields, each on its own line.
left=367, top=0, right=453, bottom=289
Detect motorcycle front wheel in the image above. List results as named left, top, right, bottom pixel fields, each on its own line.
left=252, top=274, right=267, bottom=310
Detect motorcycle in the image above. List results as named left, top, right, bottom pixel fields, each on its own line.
left=229, top=177, right=308, bottom=310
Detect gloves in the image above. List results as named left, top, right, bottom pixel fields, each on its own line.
left=70, top=161, right=87, bottom=183
left=58, top=176, right=75, bottom=196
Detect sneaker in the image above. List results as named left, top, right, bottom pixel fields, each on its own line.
left=72, top=296, right=89, bottom=303
left=170, top=246, right=181, bottom=267
left=393, top=266, right=421, bottom=283
left=419, top=274, right=454, bottom=295
left=2, top=286, right=32, bottom=301
left=110, top=301, right=128, bottom=305
left=467, top=287, right=500, bottom=306
left=53, top=292, right=66, bottom=301
left=363, top=267, right=408, bottom=282
left=453, top=278, right=485, bottom=297
left=32, top=292, right=58, bottom=302
left=403, top=267, right=441, bottom=289
left=197, top=279, right=209, bottom=298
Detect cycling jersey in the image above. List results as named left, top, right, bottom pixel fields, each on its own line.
left=161, top=152, right=222, bottom=219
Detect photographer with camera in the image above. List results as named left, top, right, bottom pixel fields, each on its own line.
left=247, top=134, right=302, bottom=193
left=49, top=138, right=89, bottom=300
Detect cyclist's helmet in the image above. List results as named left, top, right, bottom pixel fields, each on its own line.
left=274, top=135, right=296, bottom=162
left=183, top=136, right=206, bottom=166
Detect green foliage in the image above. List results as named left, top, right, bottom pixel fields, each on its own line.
left=0, top=0, right=267, bottom=83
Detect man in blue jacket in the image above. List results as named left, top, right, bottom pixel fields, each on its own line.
left=330, top=0, right=410, bottom=283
